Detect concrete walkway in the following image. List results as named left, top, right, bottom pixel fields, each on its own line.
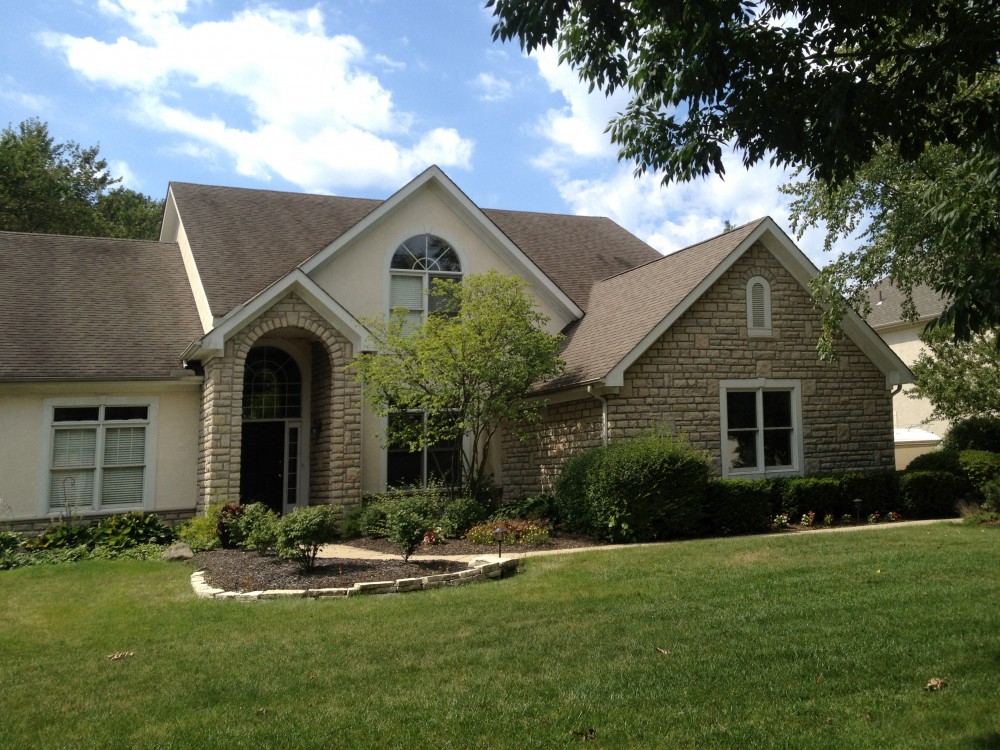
left=317, top=518, right=961, bottom=563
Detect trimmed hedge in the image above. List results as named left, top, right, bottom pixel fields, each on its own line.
left=942, top=417, right=1000, bottom=453
left=702, top=479, right=776, bottom=536
left=958, top=450, right=1000, bottom=499
left=899, top=471, right=961, bottom=519
left=581, top=435, right=709, bottom=543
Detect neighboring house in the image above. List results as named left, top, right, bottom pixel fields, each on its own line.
left=865, top=281, right=950, bottom=468
left=0, top=166, right=910, bottom=530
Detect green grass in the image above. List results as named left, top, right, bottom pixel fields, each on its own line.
left=2, top=523, right=998, bottom=749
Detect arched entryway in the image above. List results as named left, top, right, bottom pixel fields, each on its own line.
left=239, top=346, right=303, bottom=514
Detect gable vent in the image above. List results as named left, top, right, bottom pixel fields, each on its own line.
left=750, top=282, right=766, bottom=328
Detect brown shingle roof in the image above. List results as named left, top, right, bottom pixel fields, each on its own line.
left=865, top=280, right=948, bottom=329
left=0, top=232, right=203, bottom=380
left=171, top=183, right=661, bottom=317
left=170, top=182, right=381, bottom=318
left=482, top=209, right=661, bottom=310
left=542, top=219, right=766, bottom=390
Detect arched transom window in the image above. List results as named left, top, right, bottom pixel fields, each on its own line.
left=389, top=234, right=462, bottom=331
left=242, top=346, right=302, bottom=420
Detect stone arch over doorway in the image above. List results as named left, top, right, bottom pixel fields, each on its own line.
left=197, top=293, right=362, bottom=511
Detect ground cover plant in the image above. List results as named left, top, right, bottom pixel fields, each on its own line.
left=1, top=522, right=997, bottom=749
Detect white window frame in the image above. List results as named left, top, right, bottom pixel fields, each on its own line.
left=387, top=234, right=463, bottom=327
left=746, top=276, right=772, bottom=337
left=40, top=397, right=158, bottom=516
left=719, top=379, right=802, bottom=478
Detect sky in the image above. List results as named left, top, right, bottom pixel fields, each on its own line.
left=2, top=0, right=841, bottom=265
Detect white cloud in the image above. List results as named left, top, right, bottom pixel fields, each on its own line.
left=474, top=72, right=512, bottom=102
left=0, top=77, right=51, bottom=112
left=41, top=1, right=473, bottom=191
left=524, top=44, right=840, bottom=266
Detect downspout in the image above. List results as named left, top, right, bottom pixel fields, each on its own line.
left=890, top=384, right=903, bottom=397
left=587, top=385, right=609, bottom=447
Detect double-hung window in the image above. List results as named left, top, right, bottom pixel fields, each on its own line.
left=386, top=409, right=462, bottom=489
left=46, top=400, right=156, bottom=514
left=720, top=380, right=801, bottom=477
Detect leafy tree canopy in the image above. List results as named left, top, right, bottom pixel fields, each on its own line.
left=910, top=324, right=1000, bottom=423
left=490, top=1, right=1000, bottom=347
left=0, top=118, right=163, bottom=240
left=489, top=0, right=1000, bottom=184
left=351, top=270, right=565, bottom=500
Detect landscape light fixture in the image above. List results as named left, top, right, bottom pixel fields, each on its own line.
left=493, top=527, right=504, bottom=558
left=854, top=497, right=863, bottom=524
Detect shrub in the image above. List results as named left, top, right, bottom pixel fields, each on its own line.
left=339, top=503, right=365, bottom=539
left=216, top=502, right=246, bottom=549
left=702, top=478, right=775, bottom=536
left=383, top=495, right=438, bottom=561
left=438, top=497, right=488, bottom=538
left=839, top=471, right=900, bottom=513
left=24, top=521, right=93, bottom=550
left=906, top=449, right=962, bottom=474
left=357, top=500, right=390, bottom=538
left=981, top=477, right=1000, bottom=513
left=466, top=519, right=550, bottom=545
left=554, top=446, right=606, bottom=535
left=491, top=494, right=556, bottom=522
left=236, top=503, right=279, bottom=553
left=91, top=512, right=173, bottom=550
left=781, top=477, right=846, bottom=519
left=898, top=471, right=961, bottom=519
left=174, top=503, right=222, bottom=552
left=958, top=450, right=1000, bottom=499
left=0, top=530, right=21, bottom=554
left=942, top=416, right=1000, bottom=453
left=584, top=434, right=708, bottom=543
left=276, top=505, right=341, bottom=571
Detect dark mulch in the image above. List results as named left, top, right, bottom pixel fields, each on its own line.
left=192, top=534, right=604, bottom=592
left=191, top=549, right=465, bottom=593
left=340, top=532, right=603, bottom=558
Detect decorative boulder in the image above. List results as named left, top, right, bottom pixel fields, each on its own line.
left=163, top=542, right=194, bottom=561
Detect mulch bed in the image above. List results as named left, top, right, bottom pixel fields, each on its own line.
left=192, top=533, right=603, bottom=593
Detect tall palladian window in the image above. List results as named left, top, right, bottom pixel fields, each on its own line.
left=389, top=234, right=462, bottom=331
left=386, top=234, right=463, bottom=488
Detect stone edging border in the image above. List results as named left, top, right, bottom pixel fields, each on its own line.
left=190, top=556, right=521, bottom=600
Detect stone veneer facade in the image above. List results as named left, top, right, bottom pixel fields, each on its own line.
left=502, top=243, right=895, bottom=499
left=197, top=293, right=362, bottom=510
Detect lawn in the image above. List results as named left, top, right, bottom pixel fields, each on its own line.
left=1, top=522, right=997, bottom=749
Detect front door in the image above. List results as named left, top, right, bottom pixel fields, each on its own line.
left=240, top=422, right=286, bottom=515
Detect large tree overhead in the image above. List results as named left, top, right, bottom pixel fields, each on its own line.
left=0, top=118, right=163, bottom=240
left=489, top=0, right=1000, bottom=184
left=490, top=1, right=1000, bottom=346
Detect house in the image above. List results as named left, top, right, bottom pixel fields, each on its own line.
left=865, top=281, right=950, bottom=468
left=0, top=167, right=909, bottom=530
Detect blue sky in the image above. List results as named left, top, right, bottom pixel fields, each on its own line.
left=2, top=0, right=838, bottom=264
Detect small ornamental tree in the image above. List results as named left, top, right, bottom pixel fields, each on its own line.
left=352, top=270, right=565, bottom=500
left=910, top=324, right=1000, bottom=422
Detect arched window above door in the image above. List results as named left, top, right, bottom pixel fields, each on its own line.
left=242, top=346, right=302, bottom=420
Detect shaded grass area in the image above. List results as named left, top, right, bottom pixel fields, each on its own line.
left=2, top=523, right=998, bottom=749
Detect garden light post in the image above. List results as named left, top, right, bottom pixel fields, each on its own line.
left=493, top=527, right=504, bottom=558
left=854, top=497, right=862, bottom=525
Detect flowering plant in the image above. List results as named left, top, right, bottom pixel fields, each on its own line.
left=885, top=511, right=903, bottom=522
left=771, top=513, right=790, bottom=529
left=800, top=511, right=816, bottom=528
left=867, top=511, right=881, bottom=524
left=822, top=513, right=834, bottom=527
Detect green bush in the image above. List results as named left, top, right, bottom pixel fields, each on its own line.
left=24, top=522, right=93, bottom=550
left=174, top=503, right=222, bottom=552
left=383, top=495, right=438, bottom=561
left=357, top=500, right=390, bottom=538
left=276, top=505, right=341, bottom=571
left=942, top=416, right=1000, bottom=453
left=235, top=503, right=279, bottom=553
left=466, top=519, right=550, bottom=545
left=781, top=477, right=847, bottom=519
left=905, top=449, right=962, bottom=474
left=491, top=494, right=556, bottom=522
left=339, top=503, right=365, bottom=539
left=839, top=471, right=900, bottom=513
left=981, top=476, right=1000, bottom=513
left=0, top=530, right=22, bottom=554
left=91, top=511, right=173, bottom=550
left=585, top=434, right=709, bottom=543
left=438, top=497, right=488, bottom=538
left=554, top=446, right=606, bottom=535
left=958, top=450, right=1000, bottom=499
left=216, top=502, right=246, bottom=549
left=899, top=471, right=961, bottom=518
left=702, top=479, right=776, bottom=536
